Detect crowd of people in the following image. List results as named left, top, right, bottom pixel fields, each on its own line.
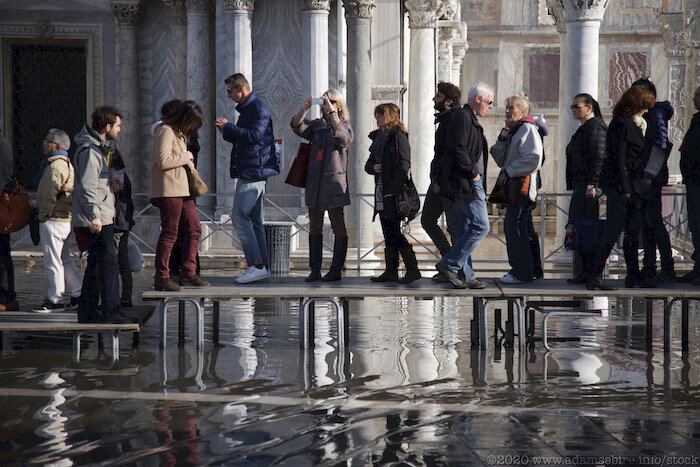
left=0, top=72, right=699, bottom=319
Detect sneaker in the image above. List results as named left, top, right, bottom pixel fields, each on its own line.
left=33, top=299, right=65, bottom=313
left=467, top=279, right=488, bottom=289
left=499, top=273, right=525, bottom=284
left=236, top=266, right=270, bottom=284
left=66, top=296, right=80, bottom=311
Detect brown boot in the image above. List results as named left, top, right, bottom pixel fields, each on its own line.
left=179, top=274, right=210, bottom=287
left=154, top=277, right=182, bottom=292
left=0, top=300, right=19, bottom=311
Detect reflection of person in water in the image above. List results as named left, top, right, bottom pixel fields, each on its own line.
left=153, top=403, right=201, bottom=466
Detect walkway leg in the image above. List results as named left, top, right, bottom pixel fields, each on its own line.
left=178, top=300, right=186, bottom=347
left=299, top=299, right=309, bottom=350
left=471, top=298, right=479, bottom=348
left=682, top=298, right=689, bottom=353
left=663, top=298, right=671, bottom=354
left=73, top=332, right=82, bottom=362
left=111, top=331, right=120, bottom=361
left=516, top=300, right=526, bottom=353
left=160, top=300, right=167, bottom=349
left=478, top=297, right=488, bottom=350
left=213, top=301, right=220, bottom=346
left=646, top=299, right=653, bottom=352
left=342, top=298, right=350, bottom=347
left=197, top=298, right=204, bottom=350
left=309, top=301, right=316, bottom=347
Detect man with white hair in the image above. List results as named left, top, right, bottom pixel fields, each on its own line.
left=434, top=82, right=494, bottom=289
left=33, top=128, right=81, bottom=312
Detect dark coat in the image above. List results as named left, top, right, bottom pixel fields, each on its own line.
left=429, top=107, right=460, bottom=185
left=681, top=112, right=700, bottom=185
left=565, top=116, right=608, bottom=190
left=364, top=127, right=410, bottom=219
left=600, top=116, right=649, bottom=196
left=292, top=116, right=353, bottom=210
left=0, top=135, right=14, bottom=192
left=436, top=104, right=488, bottom=201
left=643, top=101, right=674, bottom=186
left=222, top=92, right=280, bottom=181
left=110, top=154, right=135, bottom=232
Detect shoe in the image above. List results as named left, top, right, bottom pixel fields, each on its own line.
left=32, top=299, right=65, bottom=313
left=435, top=263, right=465, bottom=288
left=306, top=233, right=323, bottom=282
left=322, top=235, right=348, bottom=282
left=499, top=273, right=525, bottom=284
left=0, top=300, right=19, bottom=311
left=651, top=270, right=676, bottom=284
left=398, top=269, right=421, bottom=284
left=236, top=266, right=270, bottom=284
left=431, top=272, right=448, bottom=283
left=103, top=308, right=138, bottom=324
left=625, top=276, right=657, bottom=289
left=120, top=299, right=134, bottom=308
left=179, top=274, right=210, bottom=287
left=372, top=247, right=399, bottom=282
left=679, top=270, right=700, bottom=283
left=567, top=272, right=588, bottom=284
left=533, top=269, right=544, bottom=280
left=586, top=275, right=618, bottom=291
left=154, top=277, right=182, bottom=292
left=66, top=296, right=81, bottom=311
left=466, top=279, right=488, bottom=289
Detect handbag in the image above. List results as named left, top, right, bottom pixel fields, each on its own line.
left=0, top=183, right=33, bottom=234
left=565, top=217, right=606, bottom=251
left=397, top=174, right=420, bottom=221
left=184, top=165, right=208, bottom=197
left=285, top=142, right=310, bottom=188
left=487, top=175, right=530, bottom=206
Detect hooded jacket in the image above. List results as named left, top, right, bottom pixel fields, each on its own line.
left=36, top=152, right=73, bottom=222
left=72, top=125, right=115, bottom=228
left=222, top=92, right=280, bottom=181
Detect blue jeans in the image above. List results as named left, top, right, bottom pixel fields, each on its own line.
left=504, top=195, right=535, bottom=282
left=232, top=180, right=268, bottom=267
left=437, top=180, right=489, bottom=281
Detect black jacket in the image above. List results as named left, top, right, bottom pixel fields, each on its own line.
left=565, top=116, right=608, bottom=190
left=600, top=116, right=649, bottom=196
left=365, top=126, right=410, bottom=219
left=430, top=107, right=459, bottom=185
left=110, top=153, right=135, bottom=232
left=681, top=112, right=700, bottom=185
left=437, top=104, right=488, bottom=201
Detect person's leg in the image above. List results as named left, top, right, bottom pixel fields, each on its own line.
left=644, top=186, right=675, bottom=278
left=504, top=196, right=534, bottom=282
left=307, top=207, right=324, bottom=281
left=457, top=182, right=490, bottom=282
left=250, top=182, right=268, bottom=266
left=623, top=205, right=652, bottom=286
left=0, top=234, right=15, bottom=306
left=437, top=198, right=468, bottom=274
left=58, top=222, right=81, bottom=302
left=78, top=229, right=104, bottom=321
left=322, top=207, right=348, bottom=281
left=178, top=198, right=202, bottom=278
left=232, top=180, right=265, bottom=266
left=97, top=224, right=120, bottom=313
left=421, top=190, right=451, bottom=256
left=525, top=205, right=543, bottom=278
left=114, top=231, right=133, bottom=305
left=373, top=214, right=400, bottom=281
left=154, top=197, right=184, bottom=280
left=40, top=220, right=66, bottom=305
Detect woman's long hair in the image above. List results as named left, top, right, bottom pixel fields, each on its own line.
left=574, top=93, right=602, bottom=118
left=324, top=88, right=350, bottom=121
left=612, top=86, right=655, bottom=119
left=374, top=103, right=407, bottom=134
left=162, top=100, right=203, bottom=138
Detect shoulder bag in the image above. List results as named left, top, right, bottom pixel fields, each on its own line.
left=285, top=142, right=310, bottom=188
left=184, top=165, right=208, bottom=198
left=0, top=183, right=33, bottom=234
left=488, top=175, right=530, bottom=206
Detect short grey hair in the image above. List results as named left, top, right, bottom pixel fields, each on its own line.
left=467, top=82, right=494, bottom=102
left=45, top=128, right=70, bottom=150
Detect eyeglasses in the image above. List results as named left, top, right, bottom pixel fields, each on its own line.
left=570, top=104, right=586, bottom=109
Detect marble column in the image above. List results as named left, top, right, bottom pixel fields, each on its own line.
left=437, top=22, right=459, bottom=83
left=186, top=0, right=214, bottom=208
left=661, top=12, right=687, bottom=179
left=216, top=0, right=256, bottom=219
left=451, top=39, right=467, bottom=88
left=110, top=1, right=142, bottom=190
left=300, top=0, right=330, bottom=120
left=405, top=0, right=442, bottom=197
left=342, top=0, right=375, bottom=251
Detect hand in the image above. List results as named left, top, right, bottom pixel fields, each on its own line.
left=215, top=117, right=228, bottom=133
left=111, top=180, right=124, bottom=192
left=496, top=171, right=508, bottom=186
left=89, top=218, right=102, bottom=234
left=321, top=95, right=334, bottom=115
left=186, top=150, right=194, bottom=163
left=432, top=183, right=440, bottom=194
left=498, top=127, right=510, bottom=140
left=61, top=183, right=74, bottom=193
left=585, top=187, right=596, bottom=198
left=304, top=98, right=312, bottom=111
left=643, top=177, right=652, bottom=189
left=373, top=164, right=382, bottom=174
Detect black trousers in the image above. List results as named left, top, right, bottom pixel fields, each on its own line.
left=380, top=214, right=409, bottom=249
left=568, top=183, right=600, bottom=276
left=641, top=185, right=674, bottom=274
left=0, top=234, right=15, bottom=304
left=420, top=190, right=456, bottom=256
left=78, top=224, right=120, bottom=318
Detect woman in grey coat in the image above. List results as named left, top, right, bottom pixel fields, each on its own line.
left=291, top=89, right=354, bottom=281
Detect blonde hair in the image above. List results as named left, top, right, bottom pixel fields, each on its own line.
left=374, top=103, right=407, bottom=134
left=505, top=94, right=530, bottom=116
left=324, top=88, right=350, bottom=121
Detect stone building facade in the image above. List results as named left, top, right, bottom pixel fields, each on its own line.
left=0, top=0, right=697, bottom=251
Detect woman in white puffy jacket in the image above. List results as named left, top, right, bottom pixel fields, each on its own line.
left=490, top=94, right=544, bottom=284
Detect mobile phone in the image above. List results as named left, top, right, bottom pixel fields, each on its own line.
left=311, top=97, right=324, bottom=105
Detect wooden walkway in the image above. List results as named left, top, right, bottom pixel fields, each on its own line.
left=142, top=277, right=700, bottom=353
left=0, top=305, right=155, bottom=361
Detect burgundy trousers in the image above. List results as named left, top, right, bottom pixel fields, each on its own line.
left=153, top=197, right=201, bottom=280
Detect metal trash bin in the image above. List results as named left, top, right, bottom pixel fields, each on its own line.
left=265, top=223, right=292, bottom=274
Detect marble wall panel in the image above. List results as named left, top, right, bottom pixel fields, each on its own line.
left=620, top=0, right=669, bottom=12
left=460, top=0, right=500, bottom=26
left=607, top=51, right=648, bottom=107
left=460, top=48, right=499, bottom=102
left=251, top=0, right=304, bottom=206
left=525, top=50, right=559, bottom=108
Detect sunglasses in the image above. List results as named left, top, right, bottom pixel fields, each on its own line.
left=570, top=104, right=588, bottom=109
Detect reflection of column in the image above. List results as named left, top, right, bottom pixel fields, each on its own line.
left=405, top=0, right=441, bottom=195
left=187, top=0, right=215, bottom=208
left=343, top=0, right=375, bottom=251
left=405, top=299, right=439, bottom=382
left=300, top=0, right=330, bottom=120
left=216, top=0, right=256, bottom=218
left=110, top=1, right=141, bottom=189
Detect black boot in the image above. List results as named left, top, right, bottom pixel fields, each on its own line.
left=372, top=247, right=399, bottom=282
left=587, top=275, right=618, bottom=291
left=322, top=235, right=348, bottom=282
left=306, top=233, right=323, bottom=282
left=398, top=245, right=421, bottom=284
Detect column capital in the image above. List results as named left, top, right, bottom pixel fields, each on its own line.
left=223, top=0, right=255, bottom=11
left=545, top=0, right=609, bottom=23
left=342, top=0, right=375, bottom=19
left=110, top=1, right=141, bottom=25
left=405, top=0, right=442, bottom=29
left=438, top=0, right=459, bottom=21
left=299, top=0, right=331, bottom=11
left=660, top=12, right=686, bottom=58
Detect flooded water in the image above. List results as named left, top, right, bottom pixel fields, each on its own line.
left=1, top=268, right=700, bottom=465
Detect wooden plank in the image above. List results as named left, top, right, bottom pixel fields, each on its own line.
left=0, top=305, right=154, bottom=333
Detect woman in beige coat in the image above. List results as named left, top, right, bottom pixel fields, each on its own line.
left=150, top=100, right=208, bottom=291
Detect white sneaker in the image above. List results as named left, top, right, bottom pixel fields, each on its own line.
left=236, top=266, right=270, bottom=284
left=499, top=273, right=525, bottom=284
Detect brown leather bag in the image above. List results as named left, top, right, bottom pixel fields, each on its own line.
left=487, top=175, right=530, bottom=206
left=184, top=165, right=208, bottom=197
left=0, top=183, right=33, bottom=234
left=285, top=142, right=310, bottom=188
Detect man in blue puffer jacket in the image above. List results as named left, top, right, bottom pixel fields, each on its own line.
left=216, top=73, right=280, bottom=284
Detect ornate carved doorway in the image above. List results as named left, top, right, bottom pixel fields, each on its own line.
left=10, top=42, right=86, bottom=188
